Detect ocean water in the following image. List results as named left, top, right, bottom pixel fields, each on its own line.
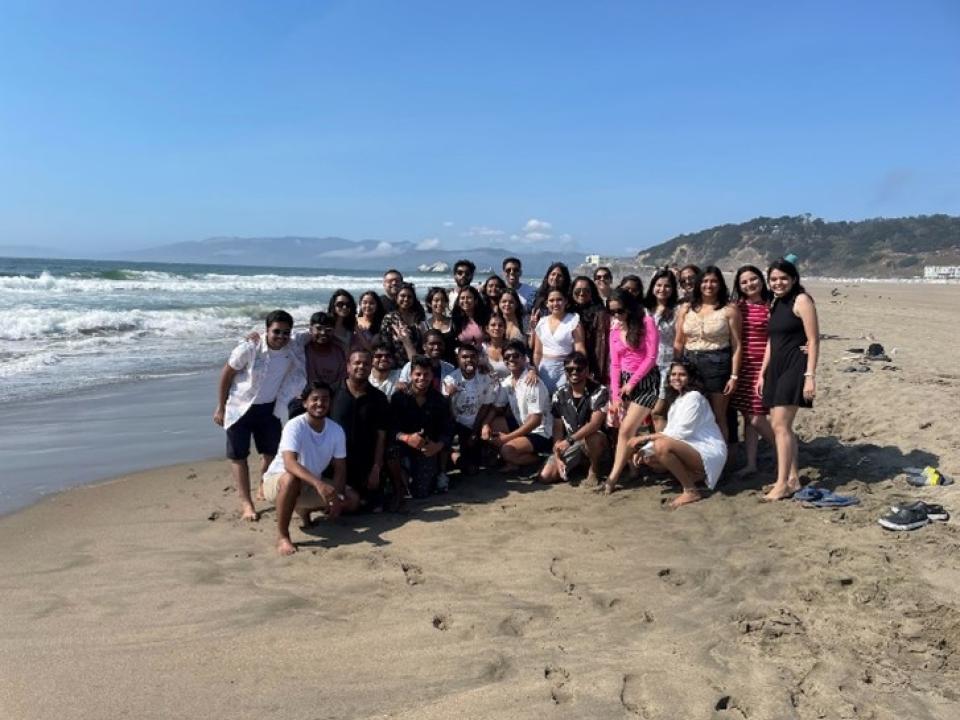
left=0, top=257, right=439, bottom=403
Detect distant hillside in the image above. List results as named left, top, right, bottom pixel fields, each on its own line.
left=126, top=236, right=581, bottom=276
left=634, top=214, right=960, bottom=277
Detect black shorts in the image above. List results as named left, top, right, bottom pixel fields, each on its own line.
left=686, top=348, right=732, bottom=394
left=505, top=414, right=553, bottom=455
left=225, top=403, right=282, bottom=460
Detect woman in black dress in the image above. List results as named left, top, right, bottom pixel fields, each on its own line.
left=758, top=259, right=819, bottom=500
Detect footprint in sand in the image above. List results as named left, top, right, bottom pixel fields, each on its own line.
left=401, top=562, right=423, bottom=585
left=207, top=510, right=221, bottom=521
left=432, top=613, right=449, bottom=631
left=544, top=665, right=571, bottom=705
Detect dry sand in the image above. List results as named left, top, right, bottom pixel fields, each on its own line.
left=1, top=281, right=958, bottom=720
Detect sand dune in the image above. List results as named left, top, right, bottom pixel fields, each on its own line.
left=1, top=281, right=958, bottom=719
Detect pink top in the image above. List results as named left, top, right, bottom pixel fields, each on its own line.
left=608, top=314, right=659, bottom=398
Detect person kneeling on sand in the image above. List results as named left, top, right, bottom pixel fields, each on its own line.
left=387, top=356, right=453, bottom=500
left=626, top=360, right=727, bottom=508
left=262, top=382, right=360, bottom=555
left=214, top=309, right=305, bottom=521
left=539, top=352, right=609, bottom=485
left=482, top=339, right=553, bottom=473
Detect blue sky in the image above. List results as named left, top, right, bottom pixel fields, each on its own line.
left=1, top=0, right=957, bottom=256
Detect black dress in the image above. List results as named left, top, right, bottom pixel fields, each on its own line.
left=762, top=294, right=812, bottom=408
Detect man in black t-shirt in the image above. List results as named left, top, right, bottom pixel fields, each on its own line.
left=540, top=352, right=609, bottom=485
left=329, top=349, right=390, bottom=510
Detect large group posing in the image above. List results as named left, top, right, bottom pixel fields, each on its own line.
left=213, top=256, right=820, bottom=555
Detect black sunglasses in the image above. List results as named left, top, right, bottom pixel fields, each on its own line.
left=564, top=365, right=586, bottom=374
left=503, top=352, right=523, bottom=361
left=608, top=307, right=626, bottom=315
left=594, top=273, right=611, bottom=280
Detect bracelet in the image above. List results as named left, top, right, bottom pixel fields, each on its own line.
left=803, top=372, right=815, bottom=377
left=729, top=374, right=738, bottom=380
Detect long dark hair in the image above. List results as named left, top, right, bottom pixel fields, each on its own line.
left=767, top=258, right=807, bottom=303
left=451, top=285, right=490, bottom=336
left=358, top=291, right=385, bottom=333
left=533, top=262, right=572, bottom=313
left=327, top=289, right=357, bottom=331
left=608, top=288, right=645, bottom=348
left=482, top=274, right=506, bottom=306
left=643, top=268, right=678, bottom=317
left=664, top=359, right=706, bottom=404
left=498, top=287, right=526, bottom=324
left=570, top=275, right=601, bottom=310
left=395, top=282, right=426, bottom=323
left=690, top=265, right=730, bottom=311
left=731, top=265, right=773, bottom=303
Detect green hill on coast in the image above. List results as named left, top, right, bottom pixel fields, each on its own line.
left=634, top=214, right=960, bottom=277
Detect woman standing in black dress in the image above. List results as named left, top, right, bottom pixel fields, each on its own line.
left=758, top=259, right=819, bottom=501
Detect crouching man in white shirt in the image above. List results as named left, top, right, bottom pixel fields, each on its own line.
left=262, top=381, right=361, bottom=555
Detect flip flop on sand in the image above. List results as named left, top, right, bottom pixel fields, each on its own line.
left=890, top=501, right=949, bottom=522
left=878, top=506, right=931, bottom=531
left=810, top=492, right=860, bottom=508
left=793, top=486, right=826, bottom=502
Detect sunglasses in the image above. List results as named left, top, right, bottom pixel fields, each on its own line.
left=564, top=365, right=586, bottom=374
left=334, top=301, right=352, bottom=309
left=594, top=273, right=611, bottom=280
left=608, top=307, right=626, bottom=316
left=373, top=353, right=391, bottom=359
left=572, top=287, right=591, bottom=295
left=503, top=352, right=523, bottom=361
left=455, top=270, right=471, bottom=276
left=269, top=329, right=292, bottom=336
left=504, top=266, right=521, bottom=274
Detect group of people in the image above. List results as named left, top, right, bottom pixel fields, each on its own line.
left=213, top=255, right=820, bottom=554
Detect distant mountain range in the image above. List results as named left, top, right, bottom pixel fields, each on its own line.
left=122, top=236, right=583, bottom=275
left=634, top=214, right=960, bottom=277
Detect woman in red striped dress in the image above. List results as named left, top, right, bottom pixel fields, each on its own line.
left=730, top=265, right=776, bottom=476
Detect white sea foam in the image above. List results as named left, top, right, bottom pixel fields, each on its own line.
left=0, top=270, right=440, bottom=295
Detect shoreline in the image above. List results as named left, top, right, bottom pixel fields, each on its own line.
left=1, top=279, right=959, bottom=718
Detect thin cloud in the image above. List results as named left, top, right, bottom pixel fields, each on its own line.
left=318, top=241, right=401, bottom=259
left=416, top=237, right=441, bottom=250
left=463, top=225, right=506, bottom=238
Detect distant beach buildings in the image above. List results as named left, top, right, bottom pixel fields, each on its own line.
left=924, top=265, right=960, bottom=280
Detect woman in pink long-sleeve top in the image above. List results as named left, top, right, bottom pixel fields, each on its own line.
left=604, top=289, right=660, bottom=494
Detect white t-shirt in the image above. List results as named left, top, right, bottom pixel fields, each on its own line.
left=369, top=369, right=401, bottom=398
left=266, top=415, right=347, bottom=477
left=497, top=374, right=553, bottom=440
left=249, top=347, right=294, bottom=404
left=442, top=369, right=499, bottom=427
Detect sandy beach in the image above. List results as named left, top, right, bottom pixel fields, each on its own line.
left=2, top=281, right=959, bottom=720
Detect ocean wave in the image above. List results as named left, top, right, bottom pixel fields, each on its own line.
left=0, top=269, right=439, bottom=295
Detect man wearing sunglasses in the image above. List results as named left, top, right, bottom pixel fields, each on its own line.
left=502, top=256, right=536, bottom=309
left=539, top=351, right=609, bottom=485
left=448, top=259, right=477, bottom=310
left=214, top=309, right=305, bottom=521
left=483, top=339, right=554, bottom=472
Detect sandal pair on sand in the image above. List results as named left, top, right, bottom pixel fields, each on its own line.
left=878, top=501, right=950, bottom=531
left=793, top=486, right=860, bottom=508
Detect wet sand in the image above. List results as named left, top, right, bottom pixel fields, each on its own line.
left=1, top=281, right=958, bottom=719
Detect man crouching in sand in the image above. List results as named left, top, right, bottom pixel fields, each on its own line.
left=262, top=381, right=360, bottom=555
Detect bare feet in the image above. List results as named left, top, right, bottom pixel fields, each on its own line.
left=670, top=490, right=702, bottom=509
left=240, top=502, right=259, bottom=522
left=255, top=483, right=266, bottom=501
left=582, top=470, right=600, bottom=488
left=277, top=537, right=297, bottom=555
left=602, top=479, right=617, bottom=495
left=763, top=479, right=801, bottom=501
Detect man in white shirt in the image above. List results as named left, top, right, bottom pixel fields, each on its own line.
left=214, top=310, right=305, bottom=521
left=502, top=257, right=536, bottom=310
left=443, top=344, right=498, bottom=474
left=448, top=259, right=476, bottom=310
left=483, top=339, right=554, bottom=472
left=262, top=381, right=360, bottom=555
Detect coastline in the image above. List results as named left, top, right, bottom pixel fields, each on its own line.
left=2, top=280, right=959, bottom=718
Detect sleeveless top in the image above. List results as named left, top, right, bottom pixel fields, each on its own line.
left=682, top=306, right=730, bottom=351
left=535, top=313, right=580, bottom=357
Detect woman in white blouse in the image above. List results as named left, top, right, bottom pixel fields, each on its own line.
left=627, top=360, right=727, bottom=508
